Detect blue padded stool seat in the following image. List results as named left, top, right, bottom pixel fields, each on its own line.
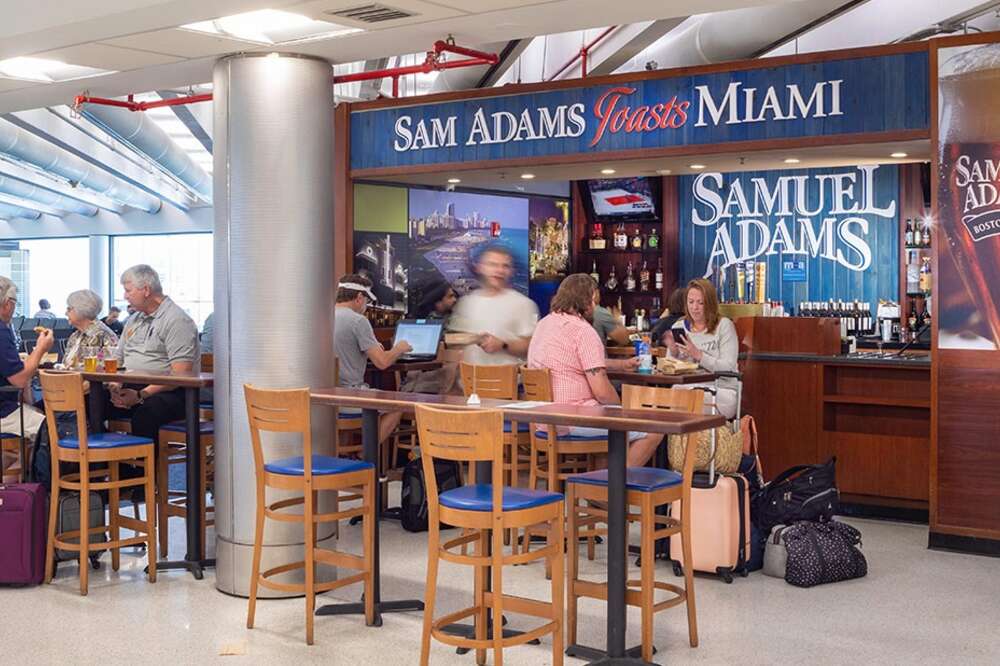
left=439, top=484, right=562, bottom=512
left=568, top=467, right=682, bottom=492
left=0, top=432, right=17, bottom=439
left=199, top=401, right=214, bottom=410
left=264, top=455, right=374, bottom=477
left=161, top=420, right=214, bottom=435
left=503, top=421, right=530, bottom=433
left=534, top=430, right=606, bottom=441
left=338, top=410, right=363, bottom=419
left=60, top=432, right=153, bottom=449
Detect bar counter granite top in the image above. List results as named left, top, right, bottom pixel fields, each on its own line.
left=741, top=351, right=931, bottom=368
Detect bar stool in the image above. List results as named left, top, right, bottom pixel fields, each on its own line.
left=156, top=420, right=215, bottom=559
left=39, top=371, right=157, bottom=596
left=566, top=385, right=704, bottom=661
left=519, top=367, right=606, bottom=567
left=413, top=404, right=564, bottom=666
left=1, top=432, right=24, bottom=482
left=244, top=384, right=376, bottom=645
left=459, top=363, right=530, bottom=489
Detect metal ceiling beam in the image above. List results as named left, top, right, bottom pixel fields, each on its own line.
left=157, top=90, right=213, bottom=154
left=580, top=20, right=688, bottom=77
left=358, top=58, right=391, bottom=100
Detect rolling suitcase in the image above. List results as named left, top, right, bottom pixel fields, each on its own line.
left=0, top=481, right=47, bottom=585
left=670, top=370, right=752, bottom=583
left=54, top=491, right=105, bottom=571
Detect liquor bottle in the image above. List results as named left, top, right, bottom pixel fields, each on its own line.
left=919, top=257, right=932, bottom=294
left=589, top=260, right=600, bottom=283
left=616, top=296, right=624, bottom=325
left=634, top=308, right=647, bottom=331
left=590, top=223, right=606, bottom=250
left=905, top=218, right=914, bottom=246
left=654, top=258, right=663, bottom=291
left=605, top=264, right=618, bottom=291
left=906, top=254, right=920, bottom=293
left=630, top=227, right=644, bottom=250
left=908, top=301, right=918, bottom=335
left=614, top=222, right=628, bottom=250
left=647, top=227, right=659, bottom=249
left=624, top=262, right=636, bottom=292
left=639, top=260, right=650, bottom=292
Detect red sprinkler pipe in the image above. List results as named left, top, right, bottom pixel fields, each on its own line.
left=333, top=42, right=498, bottom=97
left=74, top=92, right=213, bottom=112
left=547, top=25, right=617, bottom=81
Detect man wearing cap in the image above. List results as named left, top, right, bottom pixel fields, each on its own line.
left=334, top=274, right=412, bottom=444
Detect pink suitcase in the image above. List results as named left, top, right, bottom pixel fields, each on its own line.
left=669, top=472, right=751, bottom=583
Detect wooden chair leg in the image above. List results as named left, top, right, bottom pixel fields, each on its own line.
left=681, top=498, right=698, bottom=648
left=304, top=482, right=316, bottom=645
left=640, top=494, right=655, bottom=663
left=475, top=529, right=487, bottom=666
left=109, top=461, right=120, bottom=571
left=79, top=474, right=90, bottom=596
left=246, top=484, right=265, bottom=629
left=144, top=451, right=157, bottom=583
left=362, top=475, right=375, bottom=626
left=44, top=471, right=60, bottom=584
left=566, top=484, right=579, bottom=648
left=157, top=442, right=169, bottom=559
left=551, top=502, right=565, bottom=666
left=491, top=522, right=504, bottom=666
left=420, top=521, right=440, bottom=666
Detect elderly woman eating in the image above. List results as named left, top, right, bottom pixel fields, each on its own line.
left=62, top=289, right=119, bottom=369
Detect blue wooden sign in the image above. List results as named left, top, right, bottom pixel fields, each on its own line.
left=678, top=164, right=900, bottom=309
left=351, top=51, right=929, bottom=171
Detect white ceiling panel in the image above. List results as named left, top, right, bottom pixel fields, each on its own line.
left=37, top=43, right=184, bottom=71
left=101, top=29, right=263, bottom=59
left=0, top=79, right=31, bottom=93
left=293, top=0, right=466, bottom=26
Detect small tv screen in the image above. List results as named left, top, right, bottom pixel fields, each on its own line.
left=586, top=177, right=657, bottom=220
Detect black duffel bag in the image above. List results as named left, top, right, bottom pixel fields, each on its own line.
left=753, top=457, right=838, bottom=533
left=783, top=520, right=867, bottom=587
left=400, top=455, right=462, bottom=533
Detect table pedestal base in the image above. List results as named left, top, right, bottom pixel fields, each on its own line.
left=150, top=557, right=215, bottom=580
left=315, top=597, right=424, bottom=627
left=566, top=643, right=658, bottom=665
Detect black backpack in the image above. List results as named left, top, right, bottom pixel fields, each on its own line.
left=753, top=457, right=838, bottom=533
left=29, top=412, right=82, bottom=490
left=400, top=456, right=462, bottom=533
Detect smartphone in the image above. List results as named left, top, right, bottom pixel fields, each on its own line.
left=671, top=328, right=688, bottom=343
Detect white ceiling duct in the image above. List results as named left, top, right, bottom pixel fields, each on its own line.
left=0, top=200, right=42, bottom=220
left=0, top=118, right=161, bottom=213
left=619, top=0, right=851, bottom=72
left=0, top=172, right=98, bottom=216
left=80, top=102, right=212, bottom=201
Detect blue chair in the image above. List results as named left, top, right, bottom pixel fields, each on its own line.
left=39, top=370, right=157, bottom=596
left=244, top=385, right=375, bottom=646
left=566, top=385, right=705, bottom=662
left=413, top=404, right=565, bottom=666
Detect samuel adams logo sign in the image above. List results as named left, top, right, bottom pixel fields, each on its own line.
left=350, top=51, right=929, bottom=171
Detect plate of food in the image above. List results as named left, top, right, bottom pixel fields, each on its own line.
left=655, top=358, right=700, bottom=375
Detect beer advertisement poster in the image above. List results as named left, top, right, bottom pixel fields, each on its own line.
left=938, top=43, right=1000, bottom=351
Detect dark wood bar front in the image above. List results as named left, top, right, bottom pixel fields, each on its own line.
left=742, top=317, right=931, bottom=511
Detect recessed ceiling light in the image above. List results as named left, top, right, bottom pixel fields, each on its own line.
left=447, top=178, right=461, bottom=184
left=784, top=158, right=800, bottom=164
left=0, top=56, right=113, bottom=83
left=520, top=173, right=535, bottom=180
left=181, top=9, right=361, bottom=45
left=600, top=168, right=616, bottom=175
left=891, top=152, right=908, bottom=158
left=689, top=164, right=706, bottom=170
left=656, top=169, right=672, bottom=175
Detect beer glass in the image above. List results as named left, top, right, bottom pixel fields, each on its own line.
left=83, top=347, right=99, bottom=372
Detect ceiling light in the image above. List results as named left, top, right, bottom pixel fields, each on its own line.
left=0, top=56, right=112, bottom=83
left=689, top=164, right=706, bottom=170
left=891, top=152, right=908, bottom=158
left=784, top=158, right=800, bottom=164
left=447, top=178, right=461, bottom=184
left=656, top=169, right=672, bottom=175
left=600, top=168, right=616, bottom=175
left=520, top=173, right=535, bottom=180
left=182, top=9, right=361, bottom=45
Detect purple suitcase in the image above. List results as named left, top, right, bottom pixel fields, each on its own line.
left=0, top=482, right=47, bottom=585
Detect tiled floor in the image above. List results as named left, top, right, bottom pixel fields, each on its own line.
left=3, top=498, right=999, bottom=665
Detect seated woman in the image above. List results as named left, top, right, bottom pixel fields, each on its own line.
left=663, top=278, right=739, bottom=419
left=62, top=289, right=119, bottom=369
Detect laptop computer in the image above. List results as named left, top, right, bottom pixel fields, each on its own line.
left=392, top=319, right=445, bottom=362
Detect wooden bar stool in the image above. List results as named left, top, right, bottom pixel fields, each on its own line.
left=1, top=432, right=24, bottom=482
left=520, top=367, right=606, bottom=568
left=244, top=384, right=376, bottom=645
left=39, top=371, right=157, bottom=596
left=565, top=385, right=704, bottom=662
left=459, top=363, right=530, bottom=489
left=414, top=404, right=564, bottom=666
left=156, top=420, right=215, bottom=559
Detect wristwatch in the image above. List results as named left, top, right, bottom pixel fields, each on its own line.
left=136, top=389, right=147, bottom=404
left=501, top=341, right=509, bottom=351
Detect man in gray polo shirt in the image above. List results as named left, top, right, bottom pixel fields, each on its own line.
left=108, top=264, right=199, bottom=444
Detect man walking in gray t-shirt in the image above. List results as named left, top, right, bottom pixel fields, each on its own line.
left=334, top=274, right=411, bottom=445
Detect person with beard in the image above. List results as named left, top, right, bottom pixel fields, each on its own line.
left=527, top=274, right=664, bottom=466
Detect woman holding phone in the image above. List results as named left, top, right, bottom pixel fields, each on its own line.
left=664, top=278, right=739, bottom=418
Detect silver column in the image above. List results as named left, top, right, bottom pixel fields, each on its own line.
left=88, top=235, right=109, bottom=308
left=213, top=53, right=336, bottom=596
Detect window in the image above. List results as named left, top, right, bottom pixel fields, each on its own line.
left=112, top=233, right=213, bottom=328
left=9, top=238, right=90, bottom=317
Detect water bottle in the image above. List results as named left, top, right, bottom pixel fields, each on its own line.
left=638, top=336, right=653, bottom=374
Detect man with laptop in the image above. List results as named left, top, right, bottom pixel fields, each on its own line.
left=334, top=274, right=412, bottom=445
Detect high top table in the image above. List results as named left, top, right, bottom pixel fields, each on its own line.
left=606, top=369, right=717, bottom=387
left=309, top=387, right=724, bottom=664
left=79, top=368, right=214, bottom=580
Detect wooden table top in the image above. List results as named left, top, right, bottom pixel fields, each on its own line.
left=375, top=360, right=444, bottom=373
left=606, top=346, right=667, bottom=358
left=310, top=387, right=725, bottom=435
left=607, top=369, right=717, bottom=386
left=71, top=368, right=214, bottom=388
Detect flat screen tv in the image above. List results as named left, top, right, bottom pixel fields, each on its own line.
left=585, top=177, right=659, bottom=221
